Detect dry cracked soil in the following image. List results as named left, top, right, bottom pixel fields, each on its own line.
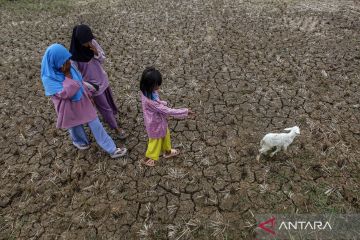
left=0, top=0, right=360, bottom=239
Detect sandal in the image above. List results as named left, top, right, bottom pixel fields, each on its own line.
left=140, top=158, right=155, bottom=167
left=163, top=149, right=180, bottom=159
left=73, top=142, right=90, bottom=150
left=111, top=147, right=127, bottom=158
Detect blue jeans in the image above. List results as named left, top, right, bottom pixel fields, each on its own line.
left=68, top=117, right=116, bottom=154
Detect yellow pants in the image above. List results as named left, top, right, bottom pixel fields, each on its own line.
left=146, top=128, right=172, bottom=161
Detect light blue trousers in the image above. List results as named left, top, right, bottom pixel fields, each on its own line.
left=68, top=117, right=116, bottom=154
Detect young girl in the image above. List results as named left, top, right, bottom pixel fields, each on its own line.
left=69, top=24, right=126, bottom=139
left=140, top=67, right=194, bottom=167
left=41, top=43, right=127, bottom=158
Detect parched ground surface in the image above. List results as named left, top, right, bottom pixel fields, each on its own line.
left=1, top=0, right=360, bottom=239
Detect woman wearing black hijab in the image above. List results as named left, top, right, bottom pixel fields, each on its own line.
left=70, top=24, right=127, bottom=139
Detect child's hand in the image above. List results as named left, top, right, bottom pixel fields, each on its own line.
left=89, top=42, right=98, bottom=56
left=64, top=70, right=71, bottom=78
left=83, top=81, right=98, bottom=92
left=61, top=61, right=71, bottom=78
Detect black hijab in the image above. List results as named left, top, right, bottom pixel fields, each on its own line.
left=69, top=24, right=95, bottom=62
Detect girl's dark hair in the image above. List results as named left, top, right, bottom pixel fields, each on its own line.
left=140, top=67, right=162, bottom=99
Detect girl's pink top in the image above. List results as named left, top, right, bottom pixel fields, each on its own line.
left=140, top=92, right=189, bottom=139
left=72, top=39, right=109, bottom=96
left=50, top=77, right=97, bottom=129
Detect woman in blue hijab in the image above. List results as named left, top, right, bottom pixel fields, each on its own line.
left=40, top=43, right=127, bottom=158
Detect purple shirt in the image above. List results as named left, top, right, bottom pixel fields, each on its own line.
left=141, top=92, right=188, bottom=138
left=51, top=77, right=97, bottom=129
left=72, top=39, right=109, bottom=96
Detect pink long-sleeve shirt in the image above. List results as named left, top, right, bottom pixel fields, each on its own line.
left=72, top=39, right=109, bottom=96
left=50, top=77, right=97, bottom=129
left=140, top=92, right=188, bottom=139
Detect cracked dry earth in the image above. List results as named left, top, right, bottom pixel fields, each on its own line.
left=1, top=0, right=360, bottom=239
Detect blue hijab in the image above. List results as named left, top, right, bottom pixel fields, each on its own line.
left=41, top=43, right=83, bottom=101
